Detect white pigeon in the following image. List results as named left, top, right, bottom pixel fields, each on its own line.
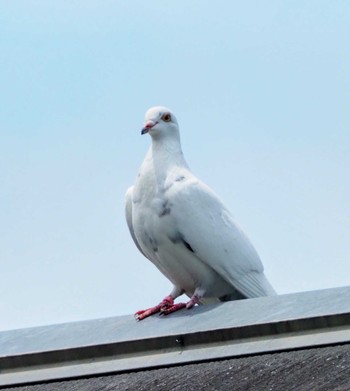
left=126, top=106, right=276, bottom=320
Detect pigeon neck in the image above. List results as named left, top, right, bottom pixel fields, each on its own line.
left=151, top=136, right=188, bottom=172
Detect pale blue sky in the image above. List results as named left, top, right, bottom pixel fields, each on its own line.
left=1, top=1, right=349, bottom=331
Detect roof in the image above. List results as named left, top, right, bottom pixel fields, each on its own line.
left=2, top=344, right=350, bottom=391
left=1, top=286, right=350, bottom=389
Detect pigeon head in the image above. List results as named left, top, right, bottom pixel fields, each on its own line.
left=141, top=106, right=179, bottom=140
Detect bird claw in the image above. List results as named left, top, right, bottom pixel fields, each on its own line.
left=134, top=305, right=162, bottom=321
left=159, top=302, right=187, bottom=315
left=135, top=294, right=201, bottom=320
left=135, top=295, right=175, bottom=321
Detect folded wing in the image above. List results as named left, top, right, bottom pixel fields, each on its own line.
left=167, top=178, right=276, bottom=298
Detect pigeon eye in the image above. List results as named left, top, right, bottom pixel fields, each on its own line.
left=162, top=113, right=171, bottom=122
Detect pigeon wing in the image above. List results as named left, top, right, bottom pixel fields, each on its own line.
left=167, top=177, right=276, bottom=298
left=125, top=186, right=149, bottom=259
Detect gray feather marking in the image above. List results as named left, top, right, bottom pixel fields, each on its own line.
left=168, top=232, right=195, bottom=253
left=159, top=200, right=172, bottom=217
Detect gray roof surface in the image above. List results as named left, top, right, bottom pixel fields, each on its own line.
left=1, top=286, right=350, bottom=388
left=2, top=344, right=350, bottom=391
left=2, top=286, right=350, bottom=356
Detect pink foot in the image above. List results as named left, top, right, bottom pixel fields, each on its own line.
left=186, top=294, right=200, bottom=309
left=160, top=294, right=200, bottom=315
left=160, top=302, right=186, bottom=315
left=135, top=295, right=174, bottom=321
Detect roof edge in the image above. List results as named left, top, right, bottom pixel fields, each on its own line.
left=1, top=286, right=350, bottom=386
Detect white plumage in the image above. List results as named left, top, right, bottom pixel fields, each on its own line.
left=126, top=106, right=275, bottom=319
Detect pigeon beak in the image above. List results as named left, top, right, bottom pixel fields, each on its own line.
left=141, top=120, right=157, bottom=135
